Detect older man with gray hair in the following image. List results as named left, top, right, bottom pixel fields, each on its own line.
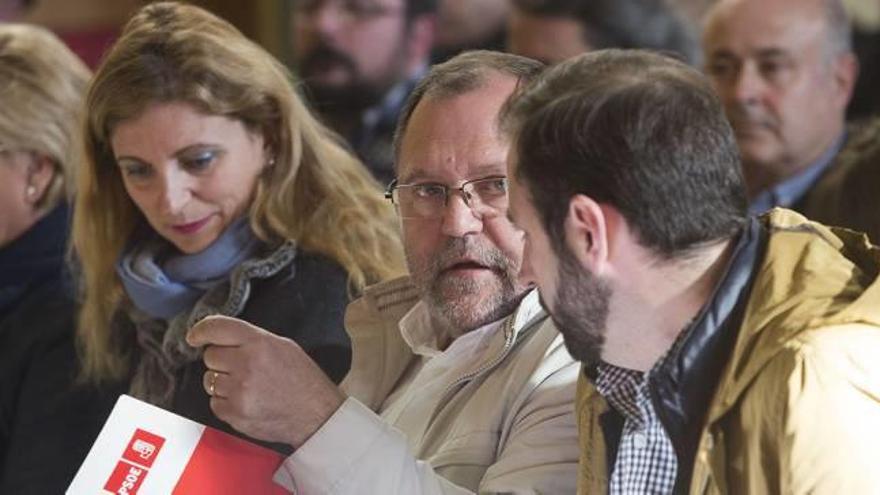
left=702, top=0, right=878, bottom=229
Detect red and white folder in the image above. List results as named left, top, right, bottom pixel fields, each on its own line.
left=68, top=395, right=290, bottom=494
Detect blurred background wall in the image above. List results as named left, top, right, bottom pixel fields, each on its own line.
left=0, top=0, right=290, bottom=67
left=1, top=0, right=879, bottom=117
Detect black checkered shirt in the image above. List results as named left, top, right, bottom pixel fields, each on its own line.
left=594, top=364, right=677, bottom=494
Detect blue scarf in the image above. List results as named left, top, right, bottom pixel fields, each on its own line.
left=117, top=217, right=260, bottom=320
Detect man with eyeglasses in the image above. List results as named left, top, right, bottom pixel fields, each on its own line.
left=187, top=51, right=580, bottom=493
left=290, top=0, right=436, bottom=185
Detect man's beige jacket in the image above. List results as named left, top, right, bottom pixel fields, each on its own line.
left=275, top=280, right=580, bottom=494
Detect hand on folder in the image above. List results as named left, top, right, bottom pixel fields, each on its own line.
left=187, top=315, right=345, bottom=449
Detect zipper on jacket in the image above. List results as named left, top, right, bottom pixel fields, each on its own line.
left=430, top=312, right=545, bottom=424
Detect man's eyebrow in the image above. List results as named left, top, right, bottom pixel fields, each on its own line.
left=398, top=163, right=507, bottom=184
left=755, top=48, right=790, bottom=60
left=397, top=170, right=434, bottom=183
left=470, top=163, right=507, bottom=177
left=708, top=50, right=737, bottom=62
left=709, top=47, right=790, bottom=61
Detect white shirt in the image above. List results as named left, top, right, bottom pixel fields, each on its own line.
left=379, top=305, right=503, bottom=450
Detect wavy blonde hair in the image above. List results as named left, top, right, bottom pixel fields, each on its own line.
left=0, top=24, right=90, bottom=210
left=73, top=1, right=406, bottom=382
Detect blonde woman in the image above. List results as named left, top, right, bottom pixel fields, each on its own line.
left=73, top=1, right=405, bottom=449
left=0, top=24, right=106, bottom=493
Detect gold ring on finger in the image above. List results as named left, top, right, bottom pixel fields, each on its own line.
left=208, top=370, right=218, bottom=396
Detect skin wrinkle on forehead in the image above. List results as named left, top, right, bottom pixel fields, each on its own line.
left=398, top=89, right=512, bottom=181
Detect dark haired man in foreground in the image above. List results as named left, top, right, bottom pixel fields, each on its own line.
left=505, top=49, right=880, bottom=493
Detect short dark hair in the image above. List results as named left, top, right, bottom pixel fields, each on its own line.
left=503, top=49, right=747, bottom=260
left=393, top=50, right=544, bottom=163
left=511, top=0, right=700, bottom=65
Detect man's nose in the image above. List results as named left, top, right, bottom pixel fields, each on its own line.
left=731, top=63, right=765, bottom=107
left=440, top=193, right=484, bottom=238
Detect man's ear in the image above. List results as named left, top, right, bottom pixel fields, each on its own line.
left=833, top=52, right=859, bottom=108
left=564, top=194, right=609, bottom=273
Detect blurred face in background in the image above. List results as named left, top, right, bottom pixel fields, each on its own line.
left=703, top=0, right=856, bottom=193
left=434, top=0, right=509, bottom=51
left=507, top=9, right=589, bottom=64
left=292, top=0, right=414, bottom=111
left=111, top=101, right=267, bottom=254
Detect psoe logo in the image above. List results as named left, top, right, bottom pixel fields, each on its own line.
left=132, top=440, right=156, bottom=460
left=104, top=460, right=148, bottom=495
left=122, top=429, right=166, bottom=469
left=103, top=428, right=166, bottom=494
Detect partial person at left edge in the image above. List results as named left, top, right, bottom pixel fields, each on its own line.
left=71, top=0, right=405, bottom=464
left=0, top=24, right=115, bottom=494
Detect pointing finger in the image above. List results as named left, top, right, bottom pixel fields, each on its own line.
left=187, top=315, right=261, bottom=348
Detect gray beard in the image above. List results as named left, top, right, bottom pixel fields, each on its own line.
left=409, top=236, right=526, bottom=336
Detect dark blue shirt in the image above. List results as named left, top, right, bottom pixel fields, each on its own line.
left=749, top=134, right=846, bottom=215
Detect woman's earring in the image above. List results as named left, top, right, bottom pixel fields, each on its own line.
left=26, top=185, right=36, bottom=199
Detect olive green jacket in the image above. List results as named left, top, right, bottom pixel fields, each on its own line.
left=578, top=209, right=880, bottom=494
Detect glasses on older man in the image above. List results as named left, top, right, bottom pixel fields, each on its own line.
left=292, top=0, right=403, bottom=22
left=385, top=176, right=509, bottom=219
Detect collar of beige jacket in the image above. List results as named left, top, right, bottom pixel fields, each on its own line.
left=341, top=278, right=545, bottom=409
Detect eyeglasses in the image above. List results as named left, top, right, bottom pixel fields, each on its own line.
left=385, top=176, right=509, bottom=219
left=292, top=0, right=404, bottom=22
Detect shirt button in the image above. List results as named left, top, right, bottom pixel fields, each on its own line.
left=633, top=432, right=648, bottom=449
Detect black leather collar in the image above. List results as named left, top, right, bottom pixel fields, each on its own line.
left=647, top=216, right=767, bottom=493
